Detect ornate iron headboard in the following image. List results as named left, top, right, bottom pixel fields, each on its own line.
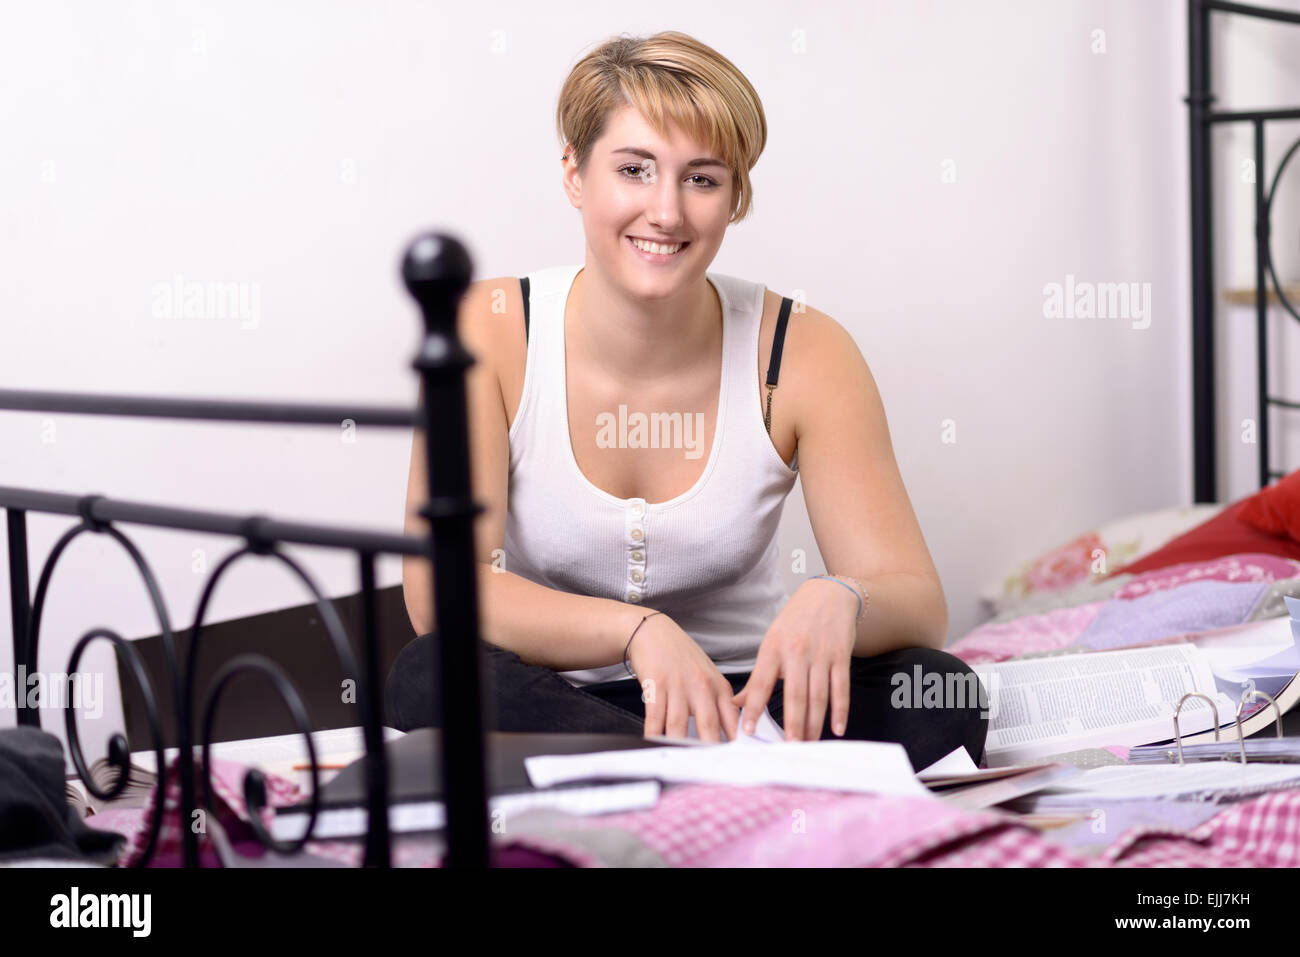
left=1, top=232, right=491, bottom=867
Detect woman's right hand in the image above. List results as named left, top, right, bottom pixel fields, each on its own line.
left=626, top=614, right=741, bottom=743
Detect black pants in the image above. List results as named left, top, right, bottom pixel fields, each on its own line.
left=384, top=632, right=990, bottom=771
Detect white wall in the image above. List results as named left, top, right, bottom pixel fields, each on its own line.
left=2, top=0, right=1264, bottom=761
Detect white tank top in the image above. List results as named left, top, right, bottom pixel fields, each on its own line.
left=504, top=264, right=800, bottom=687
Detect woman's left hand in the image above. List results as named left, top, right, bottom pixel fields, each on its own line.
left=732, top=577, right=860, bottom=741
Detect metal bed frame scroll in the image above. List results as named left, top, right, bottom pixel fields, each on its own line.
left=1, top=232, right=492, bottom=868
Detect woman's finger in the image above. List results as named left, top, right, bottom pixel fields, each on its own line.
left=716, top=684, right=741, bottom=741
left=830, top=657, right=851, bottom=737
left=665, top=683, right=690, bottom=739
left=782, top=659, right=808, bottom=742
left=642, top=677, right=666, bottom=739
left=804, top=660, right=830, bottom=741
left=738, top=657, right=781, bottom=735
left=692, top=684, right=723, bottom=743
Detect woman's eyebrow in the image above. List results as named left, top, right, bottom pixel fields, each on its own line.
left=611, top=147, right=727, bottom=169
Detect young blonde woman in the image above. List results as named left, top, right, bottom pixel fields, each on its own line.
left=387, top=31, right=989, bottom=770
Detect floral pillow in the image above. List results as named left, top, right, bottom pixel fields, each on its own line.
left=979, top=503, right=1226, bottom=617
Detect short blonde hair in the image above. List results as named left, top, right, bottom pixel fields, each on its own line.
left=556, top=31, right=767, bottom=224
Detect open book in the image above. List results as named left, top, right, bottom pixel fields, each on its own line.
left=65, top=758, right=156, bottom=817
left=973, top=614, right=1300, bottom=767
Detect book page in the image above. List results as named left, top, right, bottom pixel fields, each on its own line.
left=973, top=644, right=1237, bottom=766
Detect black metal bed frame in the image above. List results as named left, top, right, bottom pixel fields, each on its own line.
left=1, top=232, right=491, bottom=868
left=1189, top=0, right=1300, bottom=499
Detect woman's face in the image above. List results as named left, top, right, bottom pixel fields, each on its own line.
left=564, top=103, right=735, bottom=300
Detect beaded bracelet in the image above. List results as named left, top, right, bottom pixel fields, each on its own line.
left=624, top=610, right=664, bottom=679
left=810, top=574, right=870, bottom=623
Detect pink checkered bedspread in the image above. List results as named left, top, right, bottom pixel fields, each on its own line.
left=82, top=757, right=1300, bottom=867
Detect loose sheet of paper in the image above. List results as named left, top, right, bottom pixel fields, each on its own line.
left=524, top=738, right=934, bottom=797
left=916, top=746, right=982, bottom=780
left=684, top=704, right=787, bottom=744
left=646, top=704, right=789, bottom=746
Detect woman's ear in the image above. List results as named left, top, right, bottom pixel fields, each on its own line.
left=561, top=148, right=583, bottom=209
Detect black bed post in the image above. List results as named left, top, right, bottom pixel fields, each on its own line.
left=6, top=508, right=34, bottom=727
left=1253, top=118, right=1271, bottom=491
left=401, top=233, right=491, bottom=868
left=1188, top=0, right=1217, bottom=503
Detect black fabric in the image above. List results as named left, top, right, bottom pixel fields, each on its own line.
left=385, top=633, right=989, bottom=772
left=766, top=295, right=793, bottom=386
left=0, top=726, right=125, bottom=864
left=520, top=276, right=530, bottom=343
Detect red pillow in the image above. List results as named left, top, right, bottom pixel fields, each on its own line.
left=1239, top=469, right=1300, bottom=539
left=1109, top=493, right=1300, bottom=577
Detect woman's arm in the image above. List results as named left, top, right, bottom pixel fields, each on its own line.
left=405, top=552, right=655, bottom=671
left=731, top=304, right=950, bottom=739
left=401, top=278, right=653, bottom=671
left=790, top=571, right=948, bottom=656
left=779, top=307, right=948, bottom=652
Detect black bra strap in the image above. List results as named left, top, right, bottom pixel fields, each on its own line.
left=763, top=296, right=794, bottom=436
left=520, top=277, right=530, bottom=343
left=766, top=296, right=793, bottom=387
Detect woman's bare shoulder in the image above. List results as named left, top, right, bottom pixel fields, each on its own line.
left=456, top=276, right=524, bottom=338
left=454, top=276, right=528, bottom=426
left=450, top=276, right=523, bottom=365
left=765, top=287, right=862, bottom=362
left=759, top=289, right=870, bottom=442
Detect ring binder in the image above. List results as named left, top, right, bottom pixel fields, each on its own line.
left=1173, top=692, right=1221, bottom=765
left=1145, top=688, right=1290, bottom=766
left=1233, top=689, right=1285, bottom=763
left=1035, top=686, right=1300, bottom=807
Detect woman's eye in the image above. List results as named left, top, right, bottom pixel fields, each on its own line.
left=618, top=165, right=718, bottom=188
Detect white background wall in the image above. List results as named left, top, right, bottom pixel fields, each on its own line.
left=2, top=0, right=1296, bottom=762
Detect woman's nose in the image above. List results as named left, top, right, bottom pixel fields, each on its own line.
left=645, top=174, right=688, bottom=227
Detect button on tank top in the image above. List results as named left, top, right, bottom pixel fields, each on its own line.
left=504, top=264, right=800, bottom=687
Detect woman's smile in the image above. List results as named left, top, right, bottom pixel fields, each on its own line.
left=627, top=235, right=690, bottom=263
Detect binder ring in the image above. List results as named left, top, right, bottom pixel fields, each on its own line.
left=1233, top=688, right=1285, bottom=764
left=1173, top=692, right=1221, bottom=766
